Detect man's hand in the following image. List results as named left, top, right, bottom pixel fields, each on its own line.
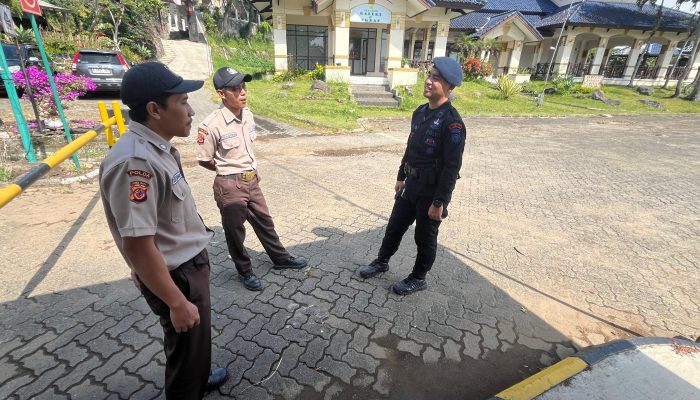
left=130, top=271, right=142, bottom=290
left=198, top=160, right=216, bottom=171
left=170, top=300, right=200, bottom=333
left=428, top=204, right=443, bottom=221
left=395, top=180, right=406, bottom=193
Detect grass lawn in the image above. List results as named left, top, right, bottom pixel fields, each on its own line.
left=207, top=35, right=700, bottom=133
left=242, top=78, right=700, bottom=132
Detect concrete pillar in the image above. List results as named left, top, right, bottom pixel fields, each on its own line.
left=689, top=46, right=700, bottom=81
left=334, top=9, right=350, bottom=67
left=531, top=43, right=545, bottom=69
left=656, top=41, right=677, bottom=79
left=554, top=34, right=576, bottom=75
left=507, top=41, right=523, bottom=74
left=388, top=15, right=405, bottom=69
left=421, top=25, right=432, bottom=60
left=624, top=39, right=644, bottom=79
left=433, top=20, right=449, bottom=58
left=409, top=29, right=417, bottom=61
left=496, top=42, right=510, bottom=75
left=273, top=14, right=288, bottom=71
left=589, top=37, right=609, bottom=75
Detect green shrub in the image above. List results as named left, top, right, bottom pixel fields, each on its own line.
left=550, top=75, right=576, bottom=95
left=496, top=75, right=521, bottom=99
left=520, top=81, right=538, bottom=94
left=307, top=63, right=325, bottom=81
left=0, top=165, right=14, bottom=182
left=572, top=84, right=597, bottom=94
left=44, top=37, right=78, bottom=55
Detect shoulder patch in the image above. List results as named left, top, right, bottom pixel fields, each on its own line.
left=127, top=170, right=152, bottom=180
left=449, top=122, right=463, bottom=131
left=451, top=132, right=462, bottom=144
left=129, top=181, right=149, bottom=203
left=197, top=128, right=206, bottom=145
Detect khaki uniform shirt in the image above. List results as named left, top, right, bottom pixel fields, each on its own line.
left=100, top=121, right=213, bottom=271
left=195, top=105, right=257, bottom=176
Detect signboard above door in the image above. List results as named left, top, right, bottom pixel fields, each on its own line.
left=350, top=4, right=391, bottom=24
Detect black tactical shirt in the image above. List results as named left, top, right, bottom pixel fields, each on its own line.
left=397, top=101, right=466, bottom=204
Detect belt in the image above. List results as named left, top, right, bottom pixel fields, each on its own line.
left=221, top=170, right=257, bottom=182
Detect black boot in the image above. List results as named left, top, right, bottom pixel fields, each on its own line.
left=359, top=259, right=389, bottom=278
left=392, top=275, right=427, bottom=295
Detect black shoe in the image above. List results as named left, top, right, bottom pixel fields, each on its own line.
left=273, top=255, right=308, bottom=270
left=392, top=276, right=427, bottom=295
left=359, top=259, right=389, bottom=278
left=206, top=367, right=229, bottom=391
left=241, top=273, right=263, bottom=291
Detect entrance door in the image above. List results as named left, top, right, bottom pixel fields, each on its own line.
left=349, top=28, right=377, bottom=75
left=350, top=38, right=369, bottom=75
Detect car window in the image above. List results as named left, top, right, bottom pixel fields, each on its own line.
left=77, top=53, right=120, bottom=64
left=2, top=44, right=19, bottom=60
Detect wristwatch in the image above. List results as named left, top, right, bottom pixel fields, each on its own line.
left=432, top=200, right=443, bottom=208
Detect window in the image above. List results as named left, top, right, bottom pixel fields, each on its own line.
left=286, top=25, right=328, bottom=70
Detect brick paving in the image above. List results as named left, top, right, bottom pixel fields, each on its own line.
left=1, top=112, right=698, bottom=399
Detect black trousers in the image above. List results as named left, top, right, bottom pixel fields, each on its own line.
left=377, top=195, right=442, bottom=279
left=140, top=249, right=211, bottom=400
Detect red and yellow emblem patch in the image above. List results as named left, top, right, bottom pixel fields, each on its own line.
left=197, top=128, right=207, bottom=145
left=129, top=181, right=149, bottom=203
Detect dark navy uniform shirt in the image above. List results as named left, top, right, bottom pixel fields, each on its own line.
left=397, top=101, right=466, bottom=204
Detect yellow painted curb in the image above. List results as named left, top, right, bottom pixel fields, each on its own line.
left=496, top=357, right=588, bottom=400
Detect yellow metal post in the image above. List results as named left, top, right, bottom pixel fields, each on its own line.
left=98, top=101, right=116, bottom=147
left=112, top=101, right=126, bottom=135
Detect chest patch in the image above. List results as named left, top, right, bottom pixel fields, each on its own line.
left=172, top=171, right=183, bottom=186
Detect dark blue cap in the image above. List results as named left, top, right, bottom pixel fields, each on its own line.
left=213, top=67, right=252, bottom=90
left=433, top=57, right=463, bottom=87
left=121, top=62, right=203, bottom=107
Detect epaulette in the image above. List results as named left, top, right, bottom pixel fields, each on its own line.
left=132, top=134, right=150, bottom=161
left=201, top=110, right=219, bottom=127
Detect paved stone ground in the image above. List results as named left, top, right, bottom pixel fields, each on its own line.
left=1, top=112, right=698, bottom=399
left=2, top=39, right=699, bottom=399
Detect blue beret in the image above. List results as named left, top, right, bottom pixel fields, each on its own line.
left=433, top=57, right=463, bottom=87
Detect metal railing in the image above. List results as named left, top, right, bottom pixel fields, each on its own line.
left=0, top=102, right=126, bottom=209
left=601, top=64, right=626, bottom=78
left=665, top=66, right=690, bottom=80
left=635, top=66, right=660, bottom=79
left=568, top=63, right=592, bottom=77
left=532, top=63, right=555, bottom=79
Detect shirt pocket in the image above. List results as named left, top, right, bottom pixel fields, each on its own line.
left=221, top=133, right=241, bottom=150
left=171, top=182, right=190, bottom=223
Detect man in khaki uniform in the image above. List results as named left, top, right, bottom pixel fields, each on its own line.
left=100, top=62, right=228, bottom=399
left=196, top=67, right=307, bottom=291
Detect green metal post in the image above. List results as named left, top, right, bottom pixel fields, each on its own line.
left=0, top=42, right=36, bottom=162
left=30, top=14, right=80, bottom=170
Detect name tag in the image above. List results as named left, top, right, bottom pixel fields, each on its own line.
left=172, top=171, right=183, bottom=185
left=221, top=132, right=238, bottom=140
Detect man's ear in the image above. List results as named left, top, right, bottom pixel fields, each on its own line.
left=146, top=101, right=161, bottom=120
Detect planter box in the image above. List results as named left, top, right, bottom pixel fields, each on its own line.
left=388, top=68, right=418, bottom=89
left=325, top=65, right=351, bottom=83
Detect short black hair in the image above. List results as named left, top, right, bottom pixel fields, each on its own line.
left=127, top=95, right=171, bottom=123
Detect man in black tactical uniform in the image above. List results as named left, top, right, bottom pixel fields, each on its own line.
left=359, top=57, right=467, bottom=295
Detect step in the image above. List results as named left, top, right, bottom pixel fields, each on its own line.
left=350, top=84, right=392, bottom=92
left=351, top=91, right=395, bottom=99
left=349, top=76, right=389, bottom=85
left=356, top=97, right=400, bottom=107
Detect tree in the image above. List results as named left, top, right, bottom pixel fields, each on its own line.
left=638, top=0, right=700, bottom=100
left=629, top=0, right=665, bottom=86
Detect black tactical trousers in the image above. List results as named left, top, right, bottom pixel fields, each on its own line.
left=377, top=195, right=442, bottom=279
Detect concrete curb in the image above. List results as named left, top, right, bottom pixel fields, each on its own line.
left=488, top=337, right=700, bottom=400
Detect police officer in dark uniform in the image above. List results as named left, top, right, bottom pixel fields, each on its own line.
left=359, top=57, right=466, bottom=295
